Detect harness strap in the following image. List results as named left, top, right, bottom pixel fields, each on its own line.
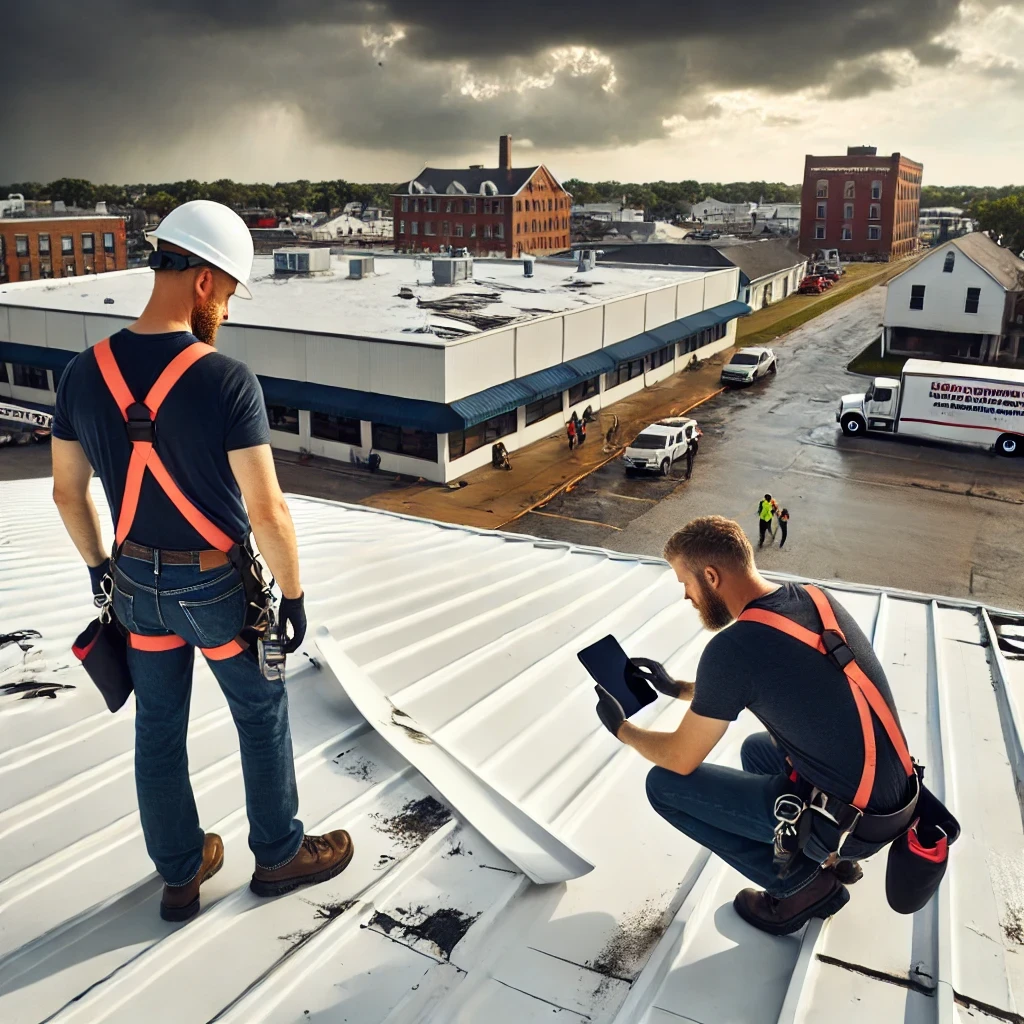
left=128, top=631, right=247, bottom=659
left=738, top=584, right=913, bottom=812
left=93, top=339, right=235, bottom=553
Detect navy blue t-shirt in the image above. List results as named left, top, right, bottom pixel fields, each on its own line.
left=692, top=583, right=909, bottom=813
left=53, top=329, right=270, bottom=550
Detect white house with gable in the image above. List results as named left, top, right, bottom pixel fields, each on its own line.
left=882, top=232, right=1024, bottom=364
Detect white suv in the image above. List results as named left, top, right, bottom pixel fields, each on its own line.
left=622, top=417, right=701, bottom=476
left=720, top=346, right=777, bottom=386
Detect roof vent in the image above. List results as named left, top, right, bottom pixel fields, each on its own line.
left=273, top=248, right=331, bottom=275
left=432, top=256, right=474, bottom=285
left=347, top=256, right=374, bottom=279
left=468, top=164, right=484, bottom=170
left=577, top=249, right=603, bottom=272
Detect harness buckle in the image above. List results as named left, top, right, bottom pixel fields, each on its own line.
left=821, top=630, right=855, bottom=670
left=774, top=794, right=805, bottom=826
left=126, top=402, right=155, bottom=443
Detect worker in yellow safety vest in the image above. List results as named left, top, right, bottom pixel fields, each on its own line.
left=757, top=494, right=775, bottom=548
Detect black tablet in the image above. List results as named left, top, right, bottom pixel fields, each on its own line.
left=577, top=634, right=658, bottom=718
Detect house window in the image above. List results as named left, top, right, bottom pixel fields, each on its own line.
left=494, top=200, right=504, bottom=214
left=463, top=198, right=476, bottom=214
left=424, top=221, right=435, bottom=235
left=371, top=424, right=437, bottom=461
left=568, top=376, right=600, bottom=404
left=868, top=225, right=881, bottom=240
left=816, top=180, right=828, bottom=198
left=943, top=252, right=955, bottom=272
left=61, top=235, right=74, bottom=254
left=39, top=260, right=53, bottom=278
left=482, top=224, right=492, bottom=239
left=15, top=235, right=28, bottom=256
left=482, top=199, right=491, bottom=215
left=964, top=287, right=981, bottom=314
left=649, top=345, right=674, bottom=369
left=547, top=199, right=553, bottom=211
left=816, top=203, right=826, bottom=218
left=844, top=181, right=855, bottom=199
left=606, top=358, right=644, bottom=389
left=398, top=219, right=405, bottom=235
left=841, top=226, right=852, bottom=240
left=442, top=221, right=450, bottom=236
left=82, top=233, right=95, bottom=253
left=516, top=200, right=522, bottom=212
left=909, top=285, right=925, bottom=310
left=38, top=233, right=50, bottom=254
left=869, top=204, right=880, bottom=220
left=516, top=223, right=521, bottom=234
left=19, top=264, right=31, bottom=280
left=267, top=404, right=300, bottom=434
left=411, top=221, right=419, bottom=235
left=312, top=411, right=361, bottom=444
left=448, top=411, right=516, bottom=460
left=455, top=223, right=464, bottom=237
left=844, top=203, right=854, bottom=219
left=470, top=225, right=477, bottom=238
left=425, top=198, right=437, bottom=213
left=445, top=200, right=453, bottom=213
left=495, top=223, right=504, bottom=239
left=815, top=225, right=825, bottom=239
left=525, top=393, right=563, bottom=426
left=401, top=197, right=409, bottom=212
left=871, top=181, right=882, bottom=200
left=13, top=364, right=50, bottom=390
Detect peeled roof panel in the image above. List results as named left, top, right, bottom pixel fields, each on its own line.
left=1, top=479, right=1022, bottom=1023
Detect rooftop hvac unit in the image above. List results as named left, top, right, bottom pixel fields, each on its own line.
left=347, top=256, right=375, bottom=279
left=432, top=256, right=474, bottom=285
left=273, top=248, right=331, bottom=275
left=577, top=249, right=603, bottom=272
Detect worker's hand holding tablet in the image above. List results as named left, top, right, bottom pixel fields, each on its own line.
left=577, top=635, right=659, bottom=737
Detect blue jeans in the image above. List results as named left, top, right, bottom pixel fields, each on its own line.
left=646, top=732, right=883, bottom=897
left=113, top=553, right=303, bottom=886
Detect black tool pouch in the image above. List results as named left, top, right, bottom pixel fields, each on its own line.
left=72, top=577, right=133, bottom=713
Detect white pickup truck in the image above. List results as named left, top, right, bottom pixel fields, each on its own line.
left=837, top=358, right=1024, bottom=457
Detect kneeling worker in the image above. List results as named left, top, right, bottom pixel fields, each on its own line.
left=52, top=200, right=353, bottom=922
left=594, top=515, right=918, bottom=935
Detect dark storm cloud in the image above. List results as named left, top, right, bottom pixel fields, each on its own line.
left=0, top=0, right=983, bottom=180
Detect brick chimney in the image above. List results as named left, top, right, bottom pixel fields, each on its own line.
left=499, top=134, right=512, bottom=171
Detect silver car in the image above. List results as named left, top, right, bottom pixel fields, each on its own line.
left=720, top=346, right=777, bottom=386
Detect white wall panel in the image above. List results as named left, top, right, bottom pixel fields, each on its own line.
left=704, top=269, right=740, bottom=308
left=444, top=330, right=515, bottom=402
left=215, top=324, right=246, bottom=361
left=0, top=307, right=10, bottom=343
left=644, top=286, right=677, bottom=331
left=515, top=317, right=563, bottom=376
left=243, top=328, right=306, bottom=381
left=602, top=295, right=646, bottom=345
left=8, top=308, right=46, bottom=347
left=84, top=315, right=132, bottom=346
left=366, top=342, right=445, bottom=402
left=305, top=334, right=362, bottom=389
left=562, top=307, right=604, bottom=360
left=44, top=312, right=87, bottom=353
left=675, top=279, right=705, bottom=319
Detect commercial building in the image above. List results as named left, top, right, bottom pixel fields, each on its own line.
left=882, top=232, right=1024, bottom=364
left=691, top=198, right=756, bottom=230
left=751, top=202, right=801, bottom=236
left=3, top=476, right=1023, bottom=1024
left=0, top=251, right=746, bottom=482
left=0, top=215, right=127, bottom=283
left=799, top=146, right=922, bottom=260
left=392, top=135, right=571, bottom=257
left=570, top=202, right=645, bottom=225
left=918, top=207, right=973, bottom=246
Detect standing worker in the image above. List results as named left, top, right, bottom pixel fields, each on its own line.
left=566, top=417, right=577, bottom=451
left=778, top=507, right=790, bottom=549
left=684, top=436, right=695, bottom=481
left=51, top=201, right=354, bottom=924
left=757, top=494, right=774, bottom=548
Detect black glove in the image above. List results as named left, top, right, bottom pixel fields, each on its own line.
left=629, top=657, right=686, bottom=699
left=594, top=684, right=625, bottom=738
left=88, top=560, right=110, bottom=600
left=277, top=593, right=307, bottom=653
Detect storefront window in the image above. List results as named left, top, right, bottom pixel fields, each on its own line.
left=372, top=423, right=438, bottom=461
left=267, top=404, right=300, bottom=434
left=525, top=393, right=562, bottom=426
left=311, top=411, right=361, bottom=444
left=448, top=411, right=516, bottom=460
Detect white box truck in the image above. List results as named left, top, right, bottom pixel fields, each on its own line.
left=837, top=359, right=1024, bottom=457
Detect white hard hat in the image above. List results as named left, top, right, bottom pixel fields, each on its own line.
left=150, top=200, right=255, bottom=299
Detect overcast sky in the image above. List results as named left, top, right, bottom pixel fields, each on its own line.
left=3, top=1, right=1022, bottom=186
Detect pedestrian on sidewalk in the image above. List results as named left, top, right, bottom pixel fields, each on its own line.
left=757, top=494, right=774, bottom=548
left=778, top=508, right=790, bottom=548
left=566, top=418, right=576, bottom=451
left=684, top=437, right=695, bottom=480
left=577, top=417, right=587, bottom=446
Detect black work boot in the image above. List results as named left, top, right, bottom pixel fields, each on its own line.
left=832, top=859, right=863, bottom=885
left=250, top=831, right=354, bottom=898
left=160, top=833, right=224, bottom=922
left=733, top=870, right=850, bottom=936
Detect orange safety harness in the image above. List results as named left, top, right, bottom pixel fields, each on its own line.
left=94, top=337, right=250, bottom=661
left=737, top=584, right=919, bottom=872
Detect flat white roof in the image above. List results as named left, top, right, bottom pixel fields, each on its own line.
left=2, top=478, right=1022, bottom=1024
left=0, top=254, right=711, bottom=344
left=0, top=216, right=122, bottom=225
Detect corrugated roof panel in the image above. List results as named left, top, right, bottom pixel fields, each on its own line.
left=1, top=479, right=1022, bottom=1024
left=448, top=376, right=536, bottom=426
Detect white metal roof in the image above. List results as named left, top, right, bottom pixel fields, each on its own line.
left=0, top=255, right=710, bottom=343
left=2, top=477, right=1023, bottom=1024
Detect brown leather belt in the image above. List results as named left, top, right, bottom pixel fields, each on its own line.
left=121, top=540, right=230, bottom=571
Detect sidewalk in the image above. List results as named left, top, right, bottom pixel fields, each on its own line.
left=363, top=355, right=730, bottom=529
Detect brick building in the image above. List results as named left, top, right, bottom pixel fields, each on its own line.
left=799, top=147, right=922, bottom=260
left=0, top=216, right=127, bottom=283
left=392, top=136, right=571, bottom=257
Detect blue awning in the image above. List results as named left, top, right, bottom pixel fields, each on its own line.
left=608, top=301, right=753, bottom=361
left=0, top=341, right=79, bottom=375
left=257, top=376, right=463, bottom=434
left=565, top=349, right=616, bottom=378
left=603, top=332, right=664, bottom=363
left=449, top=378, right=536, bottom=425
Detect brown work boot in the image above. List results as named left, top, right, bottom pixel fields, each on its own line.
left=733, top=870, right=850, bottom=936
left=250, top=831, right=354, bottom=898
left=160, top=833, right=224, bottom=922
left=832, top=859, right=863, bottom=885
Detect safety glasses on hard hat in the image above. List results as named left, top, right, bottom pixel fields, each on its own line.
left=148, top=250, right=215, bottom=273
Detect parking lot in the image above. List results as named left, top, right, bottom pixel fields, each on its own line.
left=507, top=285, right=1024, bottom=609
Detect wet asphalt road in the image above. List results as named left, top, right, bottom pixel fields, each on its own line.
left=506, top=285, right=1024, bottom=609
